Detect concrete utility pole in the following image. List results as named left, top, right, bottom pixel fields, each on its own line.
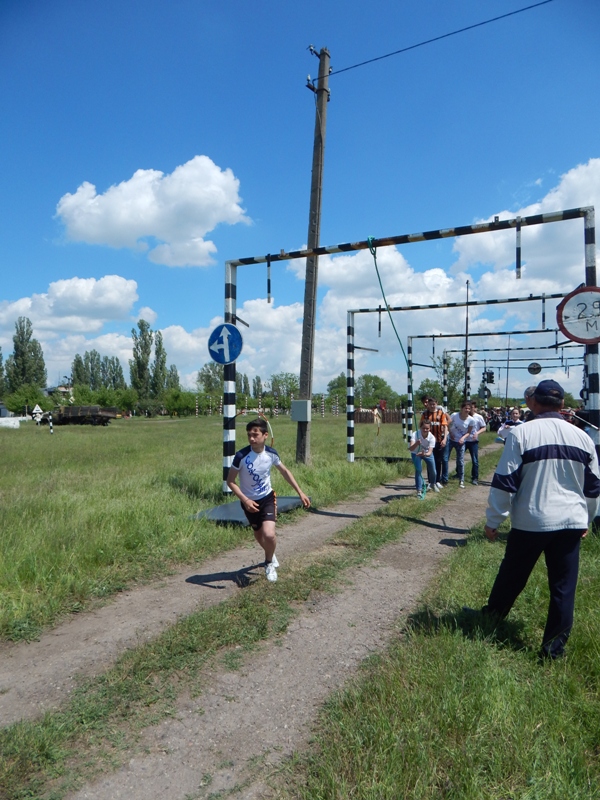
left=296, top=46, right=330, bottom=464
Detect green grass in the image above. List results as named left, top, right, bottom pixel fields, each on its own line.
left=0, top=419, right=509, bottom=799
left=0, top=416, right=414, bottom=639
left=0, top=456, right=454, bottom=800
left=283, top=508, right=600, bottom=799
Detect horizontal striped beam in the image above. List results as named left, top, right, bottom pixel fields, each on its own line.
left=351, top=292, right=566, bottom=315
left=444, top=344, right=582, bottom=353
left=410, top=327, right=557, bottom=340
left=464, top=356, right=582, bottom=363
left=228, top=208, right=591, bottom=268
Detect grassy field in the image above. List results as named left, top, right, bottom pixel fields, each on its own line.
left=286, top=523, right=600, bottom=799
left=8, top=418, right=593, bottom=800
left=0, top=414, right=412, bottom=640
left=0, top=441, right=502, bottom=800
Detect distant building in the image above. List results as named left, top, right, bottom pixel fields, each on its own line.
left=0, top=402, right=12, bottom=418
left=44, top=385, right=72, bottom=400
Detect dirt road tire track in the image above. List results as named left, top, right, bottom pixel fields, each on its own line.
left=1, top=462, right=498, bottom=799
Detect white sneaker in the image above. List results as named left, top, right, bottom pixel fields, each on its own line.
left=265, top=562, right=278, bottom=582
left=459, top=481, right=465, bottom=489
left=436, top=482, right=443, bottom=490
left=430, top=483, right=440, bottom=493
left=271, top=554, right=279, bottom=569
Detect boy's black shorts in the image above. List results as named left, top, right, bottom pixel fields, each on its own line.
left=243, top=491, right=277, bottom=530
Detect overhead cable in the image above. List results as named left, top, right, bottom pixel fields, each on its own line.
left=329, top=0, right=557, bottom=78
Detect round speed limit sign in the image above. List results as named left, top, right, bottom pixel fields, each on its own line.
left=556, top=286, right=600, bottom=345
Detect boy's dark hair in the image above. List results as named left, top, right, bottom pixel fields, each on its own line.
left=246, top=418, right=268, bottom=434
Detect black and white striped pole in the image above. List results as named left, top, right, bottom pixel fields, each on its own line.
left=407, top=337, right=414, bottom=439
left=346, top=311, right=355, bottom=463
left=584, top=207, right=599, bottom=444
left=442, top=352, right=449, bottom=410
left=222, top=262, right=237, bottom=493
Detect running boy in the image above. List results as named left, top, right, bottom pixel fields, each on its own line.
left=226, top=418, right=311, bottom=582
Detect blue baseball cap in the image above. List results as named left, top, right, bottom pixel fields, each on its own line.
left=534, top=379, right=565, bottom=401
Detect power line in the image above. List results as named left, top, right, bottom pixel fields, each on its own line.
left=328, top=0, right=557, bottom=78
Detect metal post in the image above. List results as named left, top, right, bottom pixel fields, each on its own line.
left=442, top=351, right=449, bottom=410
left=516, top=217, right=522, bottom=279
left=346, top=310, right=355, bottom=462
left=222, top=261, right=237, bottom=493
left=464, top=280, right=470, bottom=400
left=584, top=207, right=599, bottom=444
left=407, top=337, right=414, bottom=438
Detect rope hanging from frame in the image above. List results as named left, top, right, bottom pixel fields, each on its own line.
left=367, top=237, right=409, bottom=369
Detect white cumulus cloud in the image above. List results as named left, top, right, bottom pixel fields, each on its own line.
left=56, top=155, right=250, bottom=267
left=451, top=158, right=600, bottom=290
left=0, top=275, right=138, bottom=334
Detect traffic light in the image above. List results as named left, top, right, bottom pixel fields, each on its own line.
left=483, top=370, right=495, bottom=384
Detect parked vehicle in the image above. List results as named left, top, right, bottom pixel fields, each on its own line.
left=42, top=405, right=119, bottom=426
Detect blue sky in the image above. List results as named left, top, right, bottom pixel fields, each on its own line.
left=1, top=0, right=599, bottom=399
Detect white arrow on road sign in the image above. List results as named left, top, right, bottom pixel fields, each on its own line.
left=208, top=323, right=243, bottom=365
left=210, top=325, right=232, bottom=363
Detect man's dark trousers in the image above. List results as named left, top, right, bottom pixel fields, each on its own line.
left=433, top=440, right=449, bottom=484
left=483, top=527, right=584, bottom=658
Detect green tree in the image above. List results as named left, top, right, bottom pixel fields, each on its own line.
left=101, top=355, right=127, bottom=390
left=72, top=384, right=96, bottom=404
left=84, top=349, right=103, bottom=391
left=5, top=317, right=47, bottom=392
left=434, top=355, right=465, bottom=410
left=355, top=374, right=399, bottom=409
left=270, top=372, right=299, bottom=409
left=114, top=387, right=138, bottom=412
left=165, top=364, right=180, bottom=391
left=327, top=372, right=347, bottom=397
left=71, top=353, right=88, bottom=386
left=415, top=378, right=443, bottom=405
left=236, top=372, right=244, bottom=395
left=151, top=331, right=168, bottom=398
left=3, top=384, right=52, bottom=414
left=163, top=388, right=197, bottom=416
left=196, top=362, right=223, bottom=394
left=252, top=375, right=262, bottom=399
left=242, top=374, right=250, bottom=396
left=129, top=320, right=153, bottom=399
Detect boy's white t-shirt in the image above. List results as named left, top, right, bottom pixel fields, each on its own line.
left=410, top=430, right=435, bottom=454
left=449, top=413, right=475, bottom=442
left=231, top=444, right=281, bottom=500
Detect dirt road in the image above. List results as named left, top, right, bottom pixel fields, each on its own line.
left=0, top=468, right=497, bottom=799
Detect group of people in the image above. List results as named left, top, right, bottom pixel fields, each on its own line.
left=409, top=395, right=487, bottom=496
left=410, top=380, right=600, bottom=660
left=227, top=379, right=600, bottom=661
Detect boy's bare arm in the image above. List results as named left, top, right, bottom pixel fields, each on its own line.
left=275, top=463, right=311, bottom=508
left=226, top=466, right=259, bottom=512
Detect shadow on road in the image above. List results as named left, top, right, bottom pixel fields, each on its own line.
left=186, top=563, right=263, bottom=589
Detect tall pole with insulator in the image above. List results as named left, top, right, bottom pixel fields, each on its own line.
left=296, top=46, right=330, bottom=464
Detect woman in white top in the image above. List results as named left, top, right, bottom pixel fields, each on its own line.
left=497, top=407, right=525, bottom=442
left=408, top=419, right=438, bottom=498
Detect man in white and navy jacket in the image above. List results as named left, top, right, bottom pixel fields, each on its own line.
left=480, top=379, right=600, bottom=659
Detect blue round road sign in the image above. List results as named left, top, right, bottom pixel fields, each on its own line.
left=208, top=324, right=243, bottom=365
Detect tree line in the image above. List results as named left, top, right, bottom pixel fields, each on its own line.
left=0, top=317, right=187, bottom=416
left=5, top=316, right=494, bottom=418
